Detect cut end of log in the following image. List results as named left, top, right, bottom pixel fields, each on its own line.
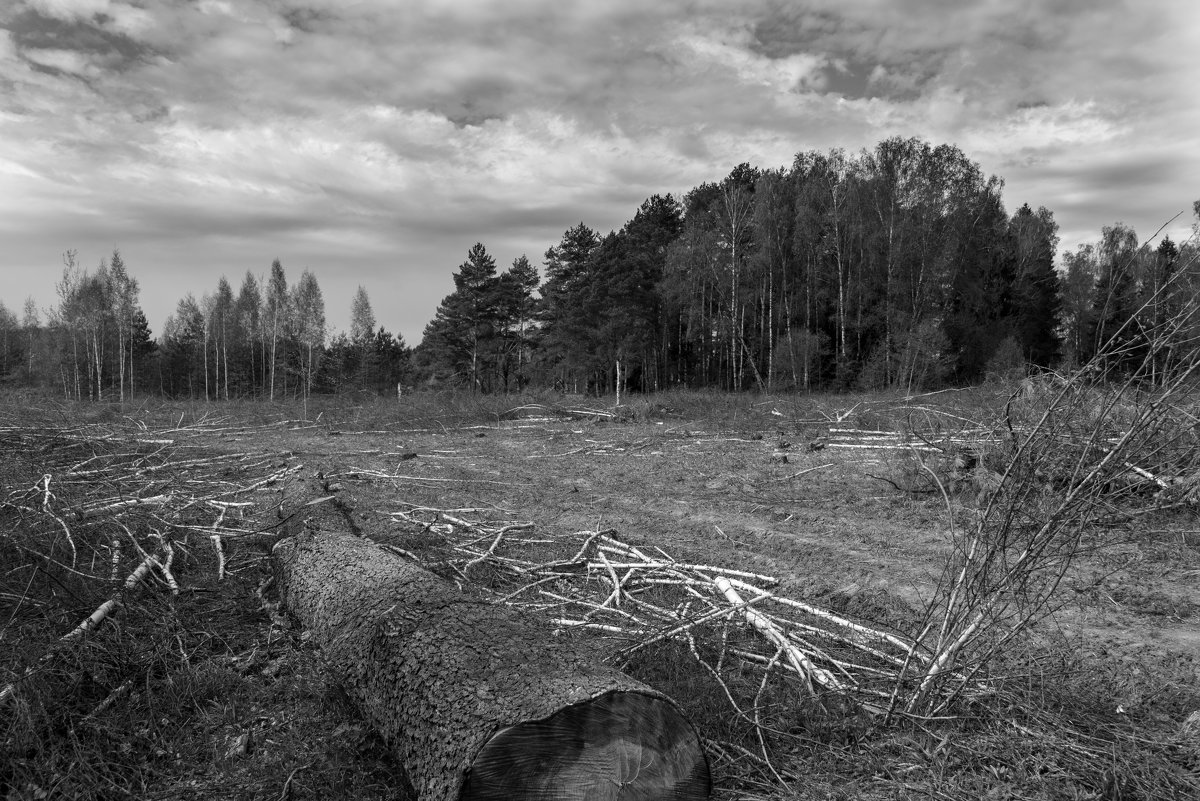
left=461, top=690, right=710, bottom=801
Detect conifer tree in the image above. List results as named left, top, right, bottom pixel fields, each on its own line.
left=538, top=223, right=600, bottom=390
left=591, top=195, right=683, bottom=392
left=160, top=294, right=205, bottom=397
left=419, top=243, right=501, bottom=391
left=371, top=327, right=411, bottom=393
left=1009, top=204, right=1062, bottom=368
left=0, top=302, right=18, bottom=378
left=1146, top=237, right=1181, bottom=381
left=494, top=255, right=539, bottom=391
left=1088, top=223, right=1141, bottom=373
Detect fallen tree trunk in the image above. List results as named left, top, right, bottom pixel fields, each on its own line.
left=273, top=525, right=710, bottom=801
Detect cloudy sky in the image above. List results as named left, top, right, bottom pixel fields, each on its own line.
left=2, top=0, right=1199, bottom=343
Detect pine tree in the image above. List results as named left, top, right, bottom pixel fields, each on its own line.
left=1009, top=204, right=1063, bottom=368
left=0, top=302, right=18, bottom=378
left=538, top=224, right=600, bottom=390
left=1146, top=237, right=1181, bottom=381
left=574, top=195, right=687, bottom=395
left=418, top=244, right=501, bottom=391
left=939, top=188, right=1015, bottom=384
left=1088, top=223, right=1141, bottom=374
left=130, top=307, right=155, bottom=391
left=371, top=327, right=411, bottom=393
left=160, top=295, right=205, bottom=397
left=493, top=255, right=539, bottom=392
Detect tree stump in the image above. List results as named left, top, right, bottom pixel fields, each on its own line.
left=273, top=526, right=710, bottom=801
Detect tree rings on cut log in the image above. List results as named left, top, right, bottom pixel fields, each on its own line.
left=272, top=523, right=709, bottom=801
left=462, top=690, right=709, bottom=800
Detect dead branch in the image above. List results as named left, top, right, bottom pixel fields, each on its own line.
left=0, top=554, right=157, bottom=706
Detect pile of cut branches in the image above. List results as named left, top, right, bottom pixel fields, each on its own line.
left=480, top=530, right=926, bottom=701
left=0, top=416, right=303, bottom=732
left=385, top=505, right=966, bottom=784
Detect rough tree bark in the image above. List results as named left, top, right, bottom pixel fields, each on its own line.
left=273, top=525, right=710, bottom=801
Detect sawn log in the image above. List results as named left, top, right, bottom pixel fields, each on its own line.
left=273, top=525, right=710, bottom=801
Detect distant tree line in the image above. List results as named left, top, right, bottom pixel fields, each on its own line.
left=3, top=136, right=1197, bottom=400
left=416, top=137, right=1200, bottom=394
left=4, top=255, right=410, bottom=400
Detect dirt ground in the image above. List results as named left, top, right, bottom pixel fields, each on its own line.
left=252, top=412, right=1200, bottom=658
left=4, top=396, right=1200, bottom=800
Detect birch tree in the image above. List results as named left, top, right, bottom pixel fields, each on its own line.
left=22, top=297, right=39, bottom=384
left=235, top=272, right=263, bottom=395
left=349, top=285, right=377, bottom=388
left=209, top=277, right=235, bottom=400
left=107, top=250, right=139, bottom=400
left=265, top=259, right=288, bottom=400
left=291, top=270, right=326, bottom=398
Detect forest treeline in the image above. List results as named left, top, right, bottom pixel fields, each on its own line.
left=2, top=137, right=1196, bottom=400
left=419, top=137, right=1197, bottom=393
left=4, top=252, right=408, bottom=401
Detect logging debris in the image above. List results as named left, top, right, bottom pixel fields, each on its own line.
left=385, top=505, right=952, bottom=721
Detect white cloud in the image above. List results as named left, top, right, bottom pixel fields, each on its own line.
left=672, top=29, right=827, bottom=95
left=103, top=2, right=155, bottom=37
left=21, top=46, right=98, bottom=77
left=1010, top=102, right=1121, bottom=147
left=25, top=0, right=110, bottom=22
left=25, top=0, right=156, bottom=37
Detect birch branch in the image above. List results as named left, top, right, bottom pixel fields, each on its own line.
left=714, top=576, right=845, bottom=693
left=0, top=556, right=156, bottom=706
